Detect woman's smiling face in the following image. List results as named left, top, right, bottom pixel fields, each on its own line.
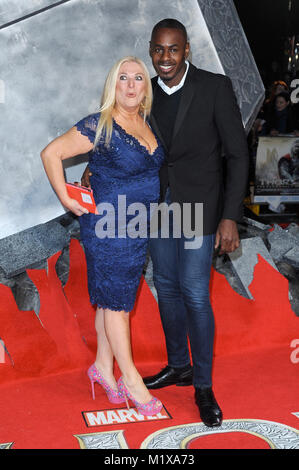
left=115, top=61, right=146, bottom=112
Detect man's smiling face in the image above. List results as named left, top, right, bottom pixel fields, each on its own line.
left=149, top=27, right=190, bottom=88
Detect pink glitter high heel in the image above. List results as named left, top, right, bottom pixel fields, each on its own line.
left=87, top=364, right=125, bottom=404
left=117, top=376, right=163, bottom=416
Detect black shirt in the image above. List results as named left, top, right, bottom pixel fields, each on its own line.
left=151, top=85, right=183, bottom=151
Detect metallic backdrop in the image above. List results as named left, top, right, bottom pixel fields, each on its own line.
left=0, top=0, right=264, bottom=240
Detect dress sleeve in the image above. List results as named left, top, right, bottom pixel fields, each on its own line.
left=74, top=113, right=99, bottom=144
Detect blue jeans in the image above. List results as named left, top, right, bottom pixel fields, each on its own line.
left=149, top=189, right=215, bottom=388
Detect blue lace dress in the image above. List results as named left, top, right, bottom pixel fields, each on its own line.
left=75, top=113, right=164, bottom=312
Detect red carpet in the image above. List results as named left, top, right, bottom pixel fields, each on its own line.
left=0, top=239, right=298, bottom=450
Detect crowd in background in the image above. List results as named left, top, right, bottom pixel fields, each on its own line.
left=247, top=78, right=299, bottom=184
left=251, top=80, right=299, bottom=143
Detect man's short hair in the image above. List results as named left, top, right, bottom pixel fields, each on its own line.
left=151, top=18, right=188, bottom=42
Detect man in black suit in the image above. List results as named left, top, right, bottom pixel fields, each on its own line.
left=82, top=18, right=249, bottom=427
left=142, top=19, right=249, bottom=427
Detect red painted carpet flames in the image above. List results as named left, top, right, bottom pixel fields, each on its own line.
left=0, top=239, right=298, bottom=449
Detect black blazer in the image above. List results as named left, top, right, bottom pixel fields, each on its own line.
left=150, top=62, right=249, bottom=236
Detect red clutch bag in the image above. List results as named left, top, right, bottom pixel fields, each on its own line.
left=66, top=182, right=97, bottom=214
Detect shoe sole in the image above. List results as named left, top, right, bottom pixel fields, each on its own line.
left=145, top=380, right=193, bottom=389
left=176, top=380, right=193, bottom=387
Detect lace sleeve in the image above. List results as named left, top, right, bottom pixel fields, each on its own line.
left=74, top=113, right=100, bottom=144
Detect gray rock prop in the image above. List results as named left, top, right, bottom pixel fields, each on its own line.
left=267, top=223, right=299, bottom=315
left=145, top=216, right=299, bottom=315
left=283, top=247, right=299, bottom=270
left=213, top=217, right=273, bottom=298
left=213, top=219, right=299, bottom=316
left=275, top=261, right=299, bottom=317
left=0, top=219, right=70, bottom=278
left=0, top=213, right=80, bottom=316
left=0, top=213, right=298, bottom=320
left=227, top=237, right=277, bottom=300
left=267, top=224, right=299, bottom=263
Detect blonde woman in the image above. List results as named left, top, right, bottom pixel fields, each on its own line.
left=41, top=57, right=164, bottom=415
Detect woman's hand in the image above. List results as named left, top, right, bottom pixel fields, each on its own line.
left=62, top=196, right=90, bottom=216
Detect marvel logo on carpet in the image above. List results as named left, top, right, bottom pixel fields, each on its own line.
left=82, top=406, right=172, bottom=427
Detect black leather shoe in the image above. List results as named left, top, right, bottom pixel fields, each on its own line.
left=143, top=365, right=193, bottom=389
left=195, top=387, right=223, bottom=427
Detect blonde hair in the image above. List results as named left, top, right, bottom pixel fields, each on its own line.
left=94, top=56, right=152, bottom=147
